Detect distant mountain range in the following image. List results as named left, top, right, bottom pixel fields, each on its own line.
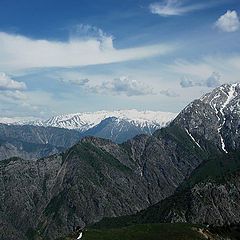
left=20, top=109, right=176, bottom=132
left=1, top=84, right=240, bottom=240
left=0, top=110, right=176, bottom=145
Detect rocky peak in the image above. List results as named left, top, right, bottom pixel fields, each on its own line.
left=200, top=83, right=240, bottom=109
left=173, top=83, right=240, bottom=153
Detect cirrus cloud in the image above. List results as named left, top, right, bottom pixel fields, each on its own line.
left=149, top=0, right=214, bottom=17
left=0, top=29, right=175, bottom=71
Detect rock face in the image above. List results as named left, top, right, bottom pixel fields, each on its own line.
left=0, top=126, right=205, bottom=239
left=181, top=175, right=240, bottom=226
left=151, top=152, right=240, bottom=227
left=0, top=140, right=61, bottom=161
left=0, top=124, right=82, bottom=160
left=0, top=156, right=63, bottom=240
left=100, top=152, right=240, bottom=229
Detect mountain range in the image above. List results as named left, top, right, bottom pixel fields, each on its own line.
left=0, top=110, right=176, bottom=161
left=1, top=84, right=240, bottom=240
left=10, top=109, right=176, bottom=131
left=0, top=110, right=176, bottom=144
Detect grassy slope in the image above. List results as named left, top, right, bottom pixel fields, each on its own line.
left=59, top=223, right=205, bottom=240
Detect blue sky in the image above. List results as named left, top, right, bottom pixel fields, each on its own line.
left=0, top=0, right=240, bottom=118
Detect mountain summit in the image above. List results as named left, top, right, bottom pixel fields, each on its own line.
left=174, top=83, right=240, bottom=153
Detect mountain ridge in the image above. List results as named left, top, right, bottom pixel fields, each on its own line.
left=0, top=109, right=177, bottom=144
left=0, top=109, right=177, bottom=132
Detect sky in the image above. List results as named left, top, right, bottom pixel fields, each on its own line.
left=0, top=0, right=240, bottom=119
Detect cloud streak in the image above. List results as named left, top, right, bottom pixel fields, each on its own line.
left=149, top=0, right=212, bottom=17
left=0, top=30, right=175, bottom=71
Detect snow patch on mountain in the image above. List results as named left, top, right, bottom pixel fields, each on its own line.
left=0, top=109, right=177, bottom=133
left=200, top=83, right=240, bottom=152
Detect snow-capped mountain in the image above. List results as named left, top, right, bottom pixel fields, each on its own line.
left=14, top=109, right=177, bottom=133
left=0, top=110, right=177, bottom=143
left=0, top=117, right=39, bottom=125
left=174, top=83, right=240, bottom=153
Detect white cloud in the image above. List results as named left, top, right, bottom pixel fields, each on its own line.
left=0, top=72, right=27, bottom=104
left=88, top=76, right=155, bottom=96
left=0, top=72, right=26, bottom=90
left=86, top=76, right=178, bottom=97
left=52, top=71, right=90, bottom=86
left=160, top=89, right=179, bottom=97
left=1, top=90, right=27, bottom=101
left=149, top=0, right=210, bottom=16
left=1, top=90, right=58, bottom=118
left=180, top=72, right=221, bottom=88
left=215, top=10, right=240, bottom=32
left=0, top=30, right=175, bottom=71
left=72, top=24, right=114, bottom=50
left=60, top=77, right=89, bottom=86
left=168, top=55, right=240, bottom=88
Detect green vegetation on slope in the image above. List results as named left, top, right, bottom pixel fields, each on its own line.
left=63, top=141, right=132, bottom=174
left=59, top=223, right=206, bottom=240
left=179, top=150, right=240, bottom=190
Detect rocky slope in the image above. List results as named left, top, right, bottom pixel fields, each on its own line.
left=0, top=123, right=82, bottom=160
left=139, top=152, right=240, bottom=227
left=94, top=151, right=240, bottom=230
left=0, top=138, right=61, bottom=161
left=0, top=124, right=206, bottom=239
left=0, top=124, right=82, bottom=147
